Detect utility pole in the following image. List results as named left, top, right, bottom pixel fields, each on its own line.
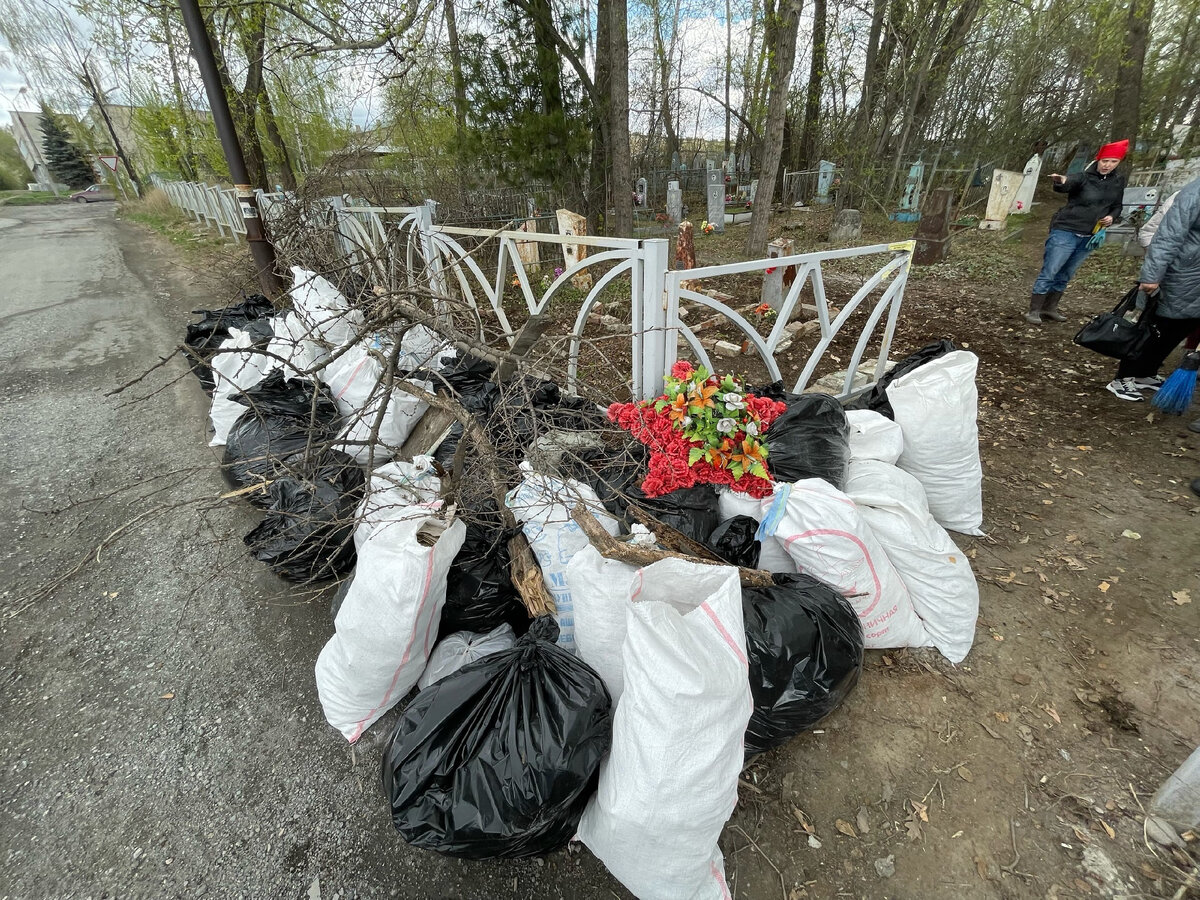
left=177, top=0, right=282, bottom=297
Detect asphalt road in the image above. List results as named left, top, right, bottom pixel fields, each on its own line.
left=0, top=205, right=627, bottom=900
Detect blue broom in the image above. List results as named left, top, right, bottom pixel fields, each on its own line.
left=1152, top=350, right=1200, bottom=414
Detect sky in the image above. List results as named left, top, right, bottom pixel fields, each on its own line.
left=0, top=39, right=34, bottom=128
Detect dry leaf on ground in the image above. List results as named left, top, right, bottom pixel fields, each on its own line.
left=835, top=818, right=858, bottom=838
left=1171, top=589, right=1191, bottom=606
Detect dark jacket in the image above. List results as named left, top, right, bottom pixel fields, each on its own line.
left=1138, top=177, right=1200, bottom=318
left=1050, top=168, right=1126, bottom=234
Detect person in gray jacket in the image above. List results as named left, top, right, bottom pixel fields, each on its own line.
left=1106, top=176, right=1200, bottom=401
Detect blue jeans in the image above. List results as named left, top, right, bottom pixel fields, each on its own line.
left=1032, top=229, right=1094, bottom=294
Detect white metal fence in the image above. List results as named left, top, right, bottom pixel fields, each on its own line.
left=155, top=179, right=915, bottom=402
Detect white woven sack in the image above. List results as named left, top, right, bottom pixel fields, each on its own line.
left=505, top=463, right=620, bottom=653
left=886, top=350, right=984, bottom=535
left=845, top=459, right=979, bottom=663
left=322, top=343, right=430, bottom=464
left=846, top=409, right=904, bottom=464
left=417, top=623, right=516, bottom=690
left=267, top=311, right=327, bottom=378
left=208, top=328, right=276, bottom=447
left=757, top=479, right=933, bottom=650
left=315, top=515, right=466, bottom=743
left=563, top=545, right=638, bottom=704
left=289, top=266, right=364, bottom=347
left=356, top=457, right=443, bottom=550
left=715, top=486, right=797, bottom=574
left=578, top=559, right=750, bottom=900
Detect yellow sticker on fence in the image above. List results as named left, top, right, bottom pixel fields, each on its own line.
left=888, top=240, right=916, bottom=252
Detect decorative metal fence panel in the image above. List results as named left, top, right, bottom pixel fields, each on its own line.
left=155, top=180, right=914, bottom=402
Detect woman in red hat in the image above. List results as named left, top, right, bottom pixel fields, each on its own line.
left=1025, top=139, right=1128, bottom=324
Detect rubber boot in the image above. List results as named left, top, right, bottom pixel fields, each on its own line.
left=1042, top=290, right=1066, bottom=322
left=1025, top=293, right=1046, bottom=324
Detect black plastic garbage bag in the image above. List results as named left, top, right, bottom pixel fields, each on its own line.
left=439, top=518, right=527, bottom=637
left=765, top=394, right=850, bottom=489
left=842, top=339, right=956, bottom=418
left=623, top=483, right=720, bottom=544
left=184, top=294, right=275, bottom=394
left=382, top=616, right=613, bottom=859
left=243, top=452, right=364, bottom=582
left=708, top=515, right=761, bottom=568
left=223, top=371, right=341, bottom=504
left=742, top=574, right=864, bottom=757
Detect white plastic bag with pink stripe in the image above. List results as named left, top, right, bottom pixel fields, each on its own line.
left=577, top=559, right=750, bottom=900
left=315, top=514, right=466, bottom=743
left=321, top=342, right=430, bottom=464
left=756, top=479, right=933, bottom=650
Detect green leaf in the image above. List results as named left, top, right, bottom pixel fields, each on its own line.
left=688, top=447, right=704, bottom=465
left=730, top=462, right=744, bottom=479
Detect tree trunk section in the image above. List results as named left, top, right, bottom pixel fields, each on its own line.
left=1112, top=0, right=1155, bottom=167
left=745, top=0, right=801, bottom=256
left=606, top=0, right=633, bottom=237
left=799, top=0, right=826, bottom=169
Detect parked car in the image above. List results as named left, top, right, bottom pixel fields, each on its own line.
left=70, top=184, right=115, bottom=203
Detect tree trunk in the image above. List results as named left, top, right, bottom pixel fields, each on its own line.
left=1112, top=0, right=1156, bottom=167
left=651, top=0, right=680, bottom=169
left=589, top=0, right=612, bottom=236
left=257, top=85, right=297, bottom=191
left=161, top=11, right=198, bottom=179
left=798, top=0, right=825, bottom=169
left=746, top=0, right=801, bottom=255
left=81, top=63, right=144, bottom=196
left=444, top=0, right=467, bottom=138
left=606, top=0, right=633, bottom=236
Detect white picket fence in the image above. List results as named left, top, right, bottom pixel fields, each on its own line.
left=155, top=179, right=916, bottom=401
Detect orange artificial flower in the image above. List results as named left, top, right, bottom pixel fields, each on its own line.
left=667, top=393, right=690, bottom=423
left=688, top=381, right=720, bottom=412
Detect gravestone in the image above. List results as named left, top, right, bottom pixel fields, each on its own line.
left=671, top=151, right=681, bottom=172
left=706, top=158, right=715, bottom=172
left=517, top=218, right=541, bottom=270
left=749, top=179, right=759, bottom=202
left=913, top=188, right=954, bottom=265
left=727, top=152, right=736, bottom=175
left=666, top=180, right=683, bottom=224
left=635, top=176, right=648, bottom=208
left=978, top=170, right=1023, bottom=230
left=890, top=160, right=924, bottom=221
left=829, top=208, right=862, bottom=243
left=815, top=160, right=837, bottom=205
left=706, top=169, right=725, bottom=233
left=762, top=237, right=794, bottom=311
left=1009, top=154, right=1041, bottom=215
left=555, top=208, right=593, bottom=289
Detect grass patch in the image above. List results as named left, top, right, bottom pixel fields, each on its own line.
left=119, top=188, right=231, bottom=252
left=0, top=190, right=66, bottom=207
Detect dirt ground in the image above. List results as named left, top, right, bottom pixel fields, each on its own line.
left=2, top=198, right=1198, bottom=900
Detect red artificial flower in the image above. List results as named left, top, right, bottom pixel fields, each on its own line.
left=670, top=360, right=695, bottom=379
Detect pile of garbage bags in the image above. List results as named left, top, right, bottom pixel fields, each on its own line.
left=184, top=268, right=448, bottom=585
left=184, top=275, right=984, bottom=897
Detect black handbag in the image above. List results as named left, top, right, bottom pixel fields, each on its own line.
left=1073, top=286, right=1160, bottom=360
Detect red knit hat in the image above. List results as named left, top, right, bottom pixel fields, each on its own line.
left=1095, top=139, right=1129, bottom=161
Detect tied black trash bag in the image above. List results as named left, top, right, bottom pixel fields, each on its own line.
left=842, top=340, right=956, bottom=418
left=223, top=371, right=341, bottom=505
left=243, top=453, right=364, bottom=583
left=184, top=294, right=275, bottom=394
left=764, top=394, right=851, bottom=489
left=624, top=483, right=720, bottom=545
left=708, top=515, right=762, bottom=568
left=382, top=616, right=613, bottom=859
left=439, top=517, right=527, bottom=638
left=743, top=574, right=864, bottom=757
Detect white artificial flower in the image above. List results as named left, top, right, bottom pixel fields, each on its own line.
left=723, top=392, right=745, bottom=409
left=744, top=421, right=759, bottom=436
left=717, top=417, right=736, bottom=434
left=681, top=416, right=692, bottom=427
